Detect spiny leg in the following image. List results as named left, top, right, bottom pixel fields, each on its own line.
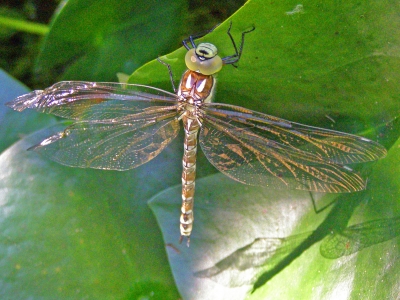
left=222, top=22, right=255, bottom=65
left=182, top=23, right=220, bottom=50
left=157, top=57, right=177, bottom=93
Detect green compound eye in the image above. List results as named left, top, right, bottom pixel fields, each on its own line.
left=185, top=49, right=199, bottom=71
left=185, top=47, right=223, bottom=75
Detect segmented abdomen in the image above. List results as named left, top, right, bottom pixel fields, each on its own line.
left=180, top=116, right=200, bottom=243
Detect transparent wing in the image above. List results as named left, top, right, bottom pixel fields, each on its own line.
left=201, top=103, right=386, bottom=164
left=31, top=116, right=180, bottom=170
left=199, top=103, right=387, bottom=192
left=6, top=81, right=179, bottom=121
left=7, top=81, right=181, bottom=170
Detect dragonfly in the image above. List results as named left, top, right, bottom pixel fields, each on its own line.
left=6, top=23, right=387, bottom=246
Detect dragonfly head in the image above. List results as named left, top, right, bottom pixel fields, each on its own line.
left=185, top=43, right=223, bottom=75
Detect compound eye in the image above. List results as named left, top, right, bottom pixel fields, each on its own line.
left=185, top=49, right=199, bottom=71
left=198, top=55, right=222, bottom=75
left=195, top=43, right=218, bottom=59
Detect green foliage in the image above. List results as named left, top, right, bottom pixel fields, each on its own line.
left=1, top=0, right=399, bottom=299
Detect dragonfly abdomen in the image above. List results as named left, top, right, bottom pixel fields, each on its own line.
left=180, top=115, right=201, bottom=244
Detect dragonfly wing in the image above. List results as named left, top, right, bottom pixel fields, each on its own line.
left=199, top=104, right=379, bottom=192
left=6, top=81, right=178, bottom=121
left=8, top=81, right=181, bottom=170
left=201, top=103, right=386, bottom=165
left=31, top=114, right=180, bottom=170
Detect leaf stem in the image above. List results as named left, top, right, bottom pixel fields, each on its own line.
left=0, top=16, right=49, bottom=35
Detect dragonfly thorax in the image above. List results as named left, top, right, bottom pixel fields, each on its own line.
left=178, top=70, right=215, bottom=104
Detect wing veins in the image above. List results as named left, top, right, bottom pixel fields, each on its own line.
left=202, top=103, right=386, bottom=164
left=202, top=113, right=365, bottom=192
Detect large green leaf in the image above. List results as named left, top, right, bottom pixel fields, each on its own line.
left=0, top=125, right=181, bottom=299
left=35, top=0, right=187, bottom=83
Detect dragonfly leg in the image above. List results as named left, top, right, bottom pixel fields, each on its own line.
left=182, top=23, right=221, bottom=50
left=157, top=57, right=177, bottom=93
left=222, top=22, right=255, bottom=66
